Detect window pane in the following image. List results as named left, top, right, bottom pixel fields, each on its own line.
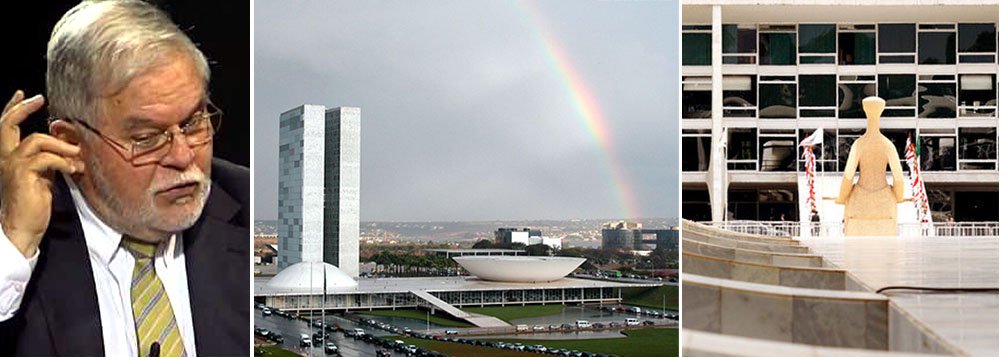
left=799, top=24, right=836, bottom=53
left=800, top=56, right=836, bottom=64
left=918, top=32, right=956, bottom=64
left=959, top=74, right=997, bottom=106
left=799, top=75, right=837, bottom=107
left=759, top=138, right=797, bottom=171
left=959, top=127, right=997, bottom=160
left=917, top=83, right=957, bottom=118
left=838, top=83, right=876, bottom=118
left=683, top=33, right=711, bottom=65
left=921, top=136, right=957, bottom=171
left=878, top=74, right=916, bottom=107
left=958, top=23, right=996, bottom=52
left=682, top=90, right=712, bottom=118
left=682, top=136, right=713, bottom=171
left=838, top=32, right=876, bottom=65
left=728, top=129, right=757, bottom=160
left=759, top=83, right=797, bottom=118
left=838, top=134, right=859, bottom=170
left=760, top=33, right=796, bottom=65
left=879, top=55, right=915, bottom=64
left=723, top=76, right=757, bottom=107
left=723, top=25, right=757, bottom=53
left=878, top=24, right=916, bottom=53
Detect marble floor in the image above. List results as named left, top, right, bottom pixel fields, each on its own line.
left=801, top=237, right=999, bottom=356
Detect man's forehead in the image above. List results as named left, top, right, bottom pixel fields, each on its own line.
left=104, top=54, right=207, bottom=126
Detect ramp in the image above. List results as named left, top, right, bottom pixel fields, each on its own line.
left=410, top=290, right=510, bottom=328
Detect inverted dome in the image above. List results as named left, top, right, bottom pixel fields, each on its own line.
left=267, top=261, right=358, bottom=291
left=453, top=256, right=586, bottom=283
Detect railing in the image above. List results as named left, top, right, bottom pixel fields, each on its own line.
left=699, top=220, right=1000, bottom=238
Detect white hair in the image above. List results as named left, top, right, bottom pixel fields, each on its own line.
left=46, top=0, right=210, bottom=125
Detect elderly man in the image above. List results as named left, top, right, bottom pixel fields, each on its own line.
left=0, top=1, right=249, bottom=356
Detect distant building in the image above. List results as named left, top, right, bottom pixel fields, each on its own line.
left=654, top=228, right=679, bottom=250
left=277, top=105, right=361, bottom=277
left=601, top=221, right=679, bottom=250
left=494, top=228, right=542, bottom=246
left=602, top=221, right=643, bottom=250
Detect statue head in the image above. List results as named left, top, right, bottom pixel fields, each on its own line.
left=862, top=96, right=885, bottom=130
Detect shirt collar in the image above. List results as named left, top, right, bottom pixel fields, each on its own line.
left=64, top=175, right=178, bottom=266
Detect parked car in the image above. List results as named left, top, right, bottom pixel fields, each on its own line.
left=445, top=329, right=459, bottom=335
left=261, top=308, right=271, bottom=316
left=643, top=320, right=656, bottom=326
left=269, top=333, right=284, bottom=344
left=324, top=342, right=339, bottom=355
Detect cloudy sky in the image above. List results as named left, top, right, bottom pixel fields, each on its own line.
left=254, top=0, right=679, bottom=222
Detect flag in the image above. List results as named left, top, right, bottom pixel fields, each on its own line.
left=904, top=134, right=932, bottom=224
left=799, top=128, right=824, bottom=147
left=799, top=128, right=822, bottom=216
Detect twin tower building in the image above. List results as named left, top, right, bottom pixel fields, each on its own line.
left=276, top=105, right=361, bottom=278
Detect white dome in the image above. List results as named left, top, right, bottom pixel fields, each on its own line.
left=267, top=261, right=358, bottom=291
left=453, top=256, right=586, bottom=283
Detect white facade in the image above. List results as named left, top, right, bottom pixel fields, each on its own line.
left=681, top=0, right=999, bottom=224
left=277, top=105, right=361, bottom=277
left=510, top=231, right=530, bottom=245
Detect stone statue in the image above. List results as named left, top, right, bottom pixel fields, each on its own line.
left=834, top=96, right=906, bottom=236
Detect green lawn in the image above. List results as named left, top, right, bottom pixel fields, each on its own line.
left=396, top=328, right=678, bottom=357
left=464, top=304, right=565, bottom=323
left=482, top=328, right=678, bottom=357
left=254, top=346, right=301, bottom=357
left=359, top=309, right=473, bottom=327
left=621, top=285, right=678, bottom=311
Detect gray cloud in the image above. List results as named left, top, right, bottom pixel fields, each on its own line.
left=255, top=0, right=679, bottom=221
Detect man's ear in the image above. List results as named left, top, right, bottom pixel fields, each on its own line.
left=49, top=120, right=81, bottom=145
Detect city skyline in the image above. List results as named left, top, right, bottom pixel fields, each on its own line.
left=255, top=0, right=680, bottom=222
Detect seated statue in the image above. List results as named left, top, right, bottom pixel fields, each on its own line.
left=834, top=96, right=906, bottom=236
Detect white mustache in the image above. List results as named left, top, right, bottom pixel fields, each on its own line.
left=151, top=168, right=209, bottom=193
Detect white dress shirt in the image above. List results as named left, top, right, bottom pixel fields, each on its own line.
left=0, top=178, right=197, bottom=356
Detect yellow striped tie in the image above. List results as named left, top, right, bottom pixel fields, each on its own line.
left=123, top=237, right=185, bottom=357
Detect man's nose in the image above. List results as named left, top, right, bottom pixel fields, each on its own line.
left=158, top=130, right=195, bottom=169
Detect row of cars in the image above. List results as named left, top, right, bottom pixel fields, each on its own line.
left=254, top=326, right=285, bottom=344
left=599, top=305, right=679, bottom=320
left=356, top=317, right=617, bottom=357
left=514, top=317, right=654, bottom=333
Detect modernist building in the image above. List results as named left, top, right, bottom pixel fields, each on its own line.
left=494, top=227, right=542, bottom=246
left=681, top=0, right=999, bottom=223
left=277, top=105, right=361, bottom=277
left=601, top=221, right=679, bottom=250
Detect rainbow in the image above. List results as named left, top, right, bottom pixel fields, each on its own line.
left=519, top=0, right=642, bottom=220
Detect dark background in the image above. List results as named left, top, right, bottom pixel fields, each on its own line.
left=2, top=0, right=249, bottom=168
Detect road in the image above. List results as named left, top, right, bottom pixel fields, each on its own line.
left=254, top=309, right=409, bottom=357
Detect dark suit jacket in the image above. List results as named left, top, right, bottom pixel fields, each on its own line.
left=0, top=158, right=250, bottom=356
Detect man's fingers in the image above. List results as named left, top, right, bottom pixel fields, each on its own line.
left=15, top=133, right=81, bottom=158
left=0, top=94, right=45, bottom=155
left=2, top=90, right=24, bottom=116
left=25, top=152, right=78, bottom=176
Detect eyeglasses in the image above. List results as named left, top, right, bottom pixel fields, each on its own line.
left=49, top=103, right=223, bottom=166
